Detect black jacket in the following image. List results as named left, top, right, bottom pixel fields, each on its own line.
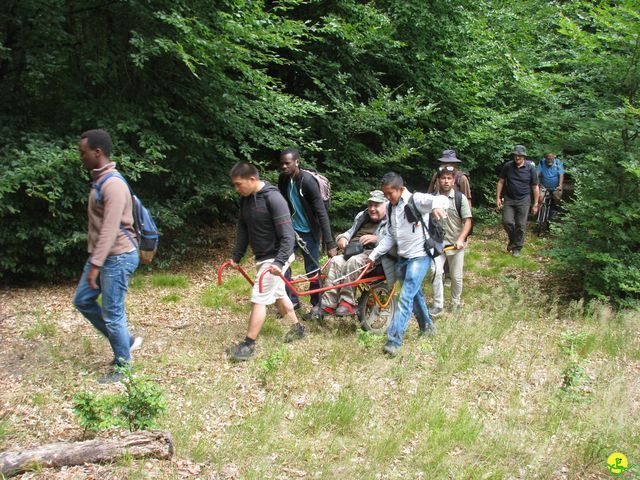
left=277, top=170, right=336, bottom=250
left=232, top=183, right=295, bottom=269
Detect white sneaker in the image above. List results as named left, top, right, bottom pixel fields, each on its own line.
left=130, top=336, right=144, bottom=352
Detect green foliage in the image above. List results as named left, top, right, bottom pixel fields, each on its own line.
left=23, top=319, right=57, bottom=340
left=258, top=347, right=289, bottom=385
left=356, top=329, right=379, bottom=349
left=151, top=274, right=188, bottom=288
left=118, top=365, right=167, bottom=432
left=0, top=0, right=638, bottom=306
left=548, top=2, right=640, bottom=306
left=73, top=391, right=121, bottom=438
left=72, top=365, right=166, bottom=436
left=297, top=388, right=368, bottom=435
left=160, top=293, right=180, bottom=303
left=559, top=331, right=594, bottom=358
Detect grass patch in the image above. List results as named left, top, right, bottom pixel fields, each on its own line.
left=296, top=388, right=369, bottom=435
left=0, top=419, right=10, bottom=446
left=259, top=316, right=284, bottom=337
left=151, top=274, right=189, bottom=288
left=23, top=319, right=57, bottom=339
left=31, top=392, right=48, bottom=407
left=160, top=293, right=181, bottom=303
left=3, top=225, right=638, bottom=479
left=129, top=274, right=147, bottom=290
left=199, top=275, right=250, bottom=313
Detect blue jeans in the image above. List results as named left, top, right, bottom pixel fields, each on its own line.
left=387, top=256, right=433, bottom=347
left=286, top=231, right=321, bottom=307
left=73, top=251, right=139, bottom=366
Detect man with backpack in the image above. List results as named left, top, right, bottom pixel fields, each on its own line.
left=431, top=167, right=473, bottom=313
left=278, top=148, right=337, bottom=316
left=496, top=144, right=539, bottom=257
left=366, top=172, right=448, bottom=356
left=73, top=129, right=143, bottom=383
left=226, top=161, right=305, bottom=362
left=427, top=149, right=472, bottom=206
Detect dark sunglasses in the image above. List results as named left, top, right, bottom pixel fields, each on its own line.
left=438, top=165, right=456, bottom=172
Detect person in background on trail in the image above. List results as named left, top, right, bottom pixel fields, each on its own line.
left=278, top=148, right=338, bottom=317
left=430, top=167, right=473, bottom=314
left=366, top=172, right=448, bottom=357
left=537, top=151, right=565, bottom=211
left=314, top=190, right=388, bottom=320
left=496, top=144, right=539, bottom=257
left=427, top=149, right=472, bottom=207
left=72, top=129, right=142, bottom=384
left=226, top=162, right=305, bottom=362
left=427, top=149, right=472, bottom=292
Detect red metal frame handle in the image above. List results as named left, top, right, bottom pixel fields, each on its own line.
left=259, top=261, right=382, bottom=296
left=217, top=260, right=254, bottom=286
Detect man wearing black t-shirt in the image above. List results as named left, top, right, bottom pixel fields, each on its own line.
left=496, top=145, right=539, bottom=257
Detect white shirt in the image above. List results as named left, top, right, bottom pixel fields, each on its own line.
left=369, top=188, right=448, bottom=261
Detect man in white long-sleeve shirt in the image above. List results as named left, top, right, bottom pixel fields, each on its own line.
left=367, top=172, right=448, bottom=356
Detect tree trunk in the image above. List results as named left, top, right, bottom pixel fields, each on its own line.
left=0, top=430, right=174, bottom=477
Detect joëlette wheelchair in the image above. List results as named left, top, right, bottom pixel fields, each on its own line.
left=217, top=257, right=397, bottom=334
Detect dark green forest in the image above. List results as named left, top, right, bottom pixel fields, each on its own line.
left=1, top=0, right=638, bottom=305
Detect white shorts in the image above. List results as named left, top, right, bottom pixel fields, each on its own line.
left=250, top=254, right=295, bottom=305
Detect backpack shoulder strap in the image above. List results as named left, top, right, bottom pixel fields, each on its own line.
left=454, top=191, right=462, bottom=218
left=94, top=172, right=132, bottom=202
left=93, top=172, right=138, bottom=249
left=407, top=195, right=428, bottom=238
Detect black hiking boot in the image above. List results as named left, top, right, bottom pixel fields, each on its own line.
left=226, top=341, right=256, bottom=361
left=284, top=323, right=306, bottom=343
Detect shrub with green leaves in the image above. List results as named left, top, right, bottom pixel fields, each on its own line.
left=72, top=365, right=166, bottom=436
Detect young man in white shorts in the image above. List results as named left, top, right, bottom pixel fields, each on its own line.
left=226, top=161, right=305, bottom=361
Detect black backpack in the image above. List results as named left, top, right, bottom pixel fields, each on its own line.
left=389, top=195, right=445, bottom=258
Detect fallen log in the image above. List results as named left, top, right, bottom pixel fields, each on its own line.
left=0, top=430, right=174, bottom=477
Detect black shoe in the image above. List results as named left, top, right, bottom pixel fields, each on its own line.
left=284, top=323, right=306, bottom=343
left=227, top=342, right=255, bottom=361
left=98, top=370, right=124, bottom=384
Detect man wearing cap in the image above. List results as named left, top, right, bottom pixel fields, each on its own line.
left=496, top=145, right=539, bottom=257
left=427, top=149, right=472, bottom=207
left=315, top=190, right=388, bottom=318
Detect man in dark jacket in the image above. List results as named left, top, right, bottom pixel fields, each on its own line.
left=496, top=144, right=539, bottom=257
left=227, top=161, right=305, bottom=361
left=278, top=148, right=338, bottom=312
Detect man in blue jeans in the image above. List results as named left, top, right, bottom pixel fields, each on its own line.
left=278, top=149, right=337, bottom=316
left=73, top=129, right=142, bottom=383
left=367, top=172, right=448, bottom=356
